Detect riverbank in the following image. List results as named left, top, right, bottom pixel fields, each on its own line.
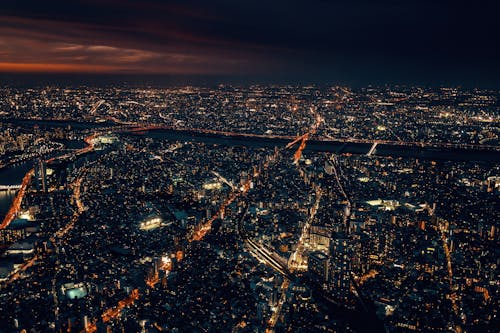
left=0, top=162, right=34, bottom=221
left=135, top=128, right=500, bottom=162
left=0, top=134, right=96, bottom=228
left=2, top=121, right=498, bottom=222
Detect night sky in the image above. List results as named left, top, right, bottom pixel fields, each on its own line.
left=0, top=0, right=498, bottom=86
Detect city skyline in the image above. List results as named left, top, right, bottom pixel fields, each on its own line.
left=0, top=83, right=498, bottom=333
left=0, top=2, right=498, bottom=332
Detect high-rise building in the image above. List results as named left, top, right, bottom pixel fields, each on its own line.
left=308, top=251, right=329, bottom=283
left=269, top=288, right=279, bottom=308
left=309, top=225, right=331, bottom=251
left=40, top=159, right=46, bottom=193
left=35, top=158, right=47, bottom=192
left=328, top=232, right=351, bottom=303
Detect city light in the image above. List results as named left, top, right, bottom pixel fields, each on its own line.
left=0, top=84, right=497, bottom=332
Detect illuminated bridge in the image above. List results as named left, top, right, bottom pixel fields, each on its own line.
left=0, top=185, right=22, bottom=191
left=120, top=125, right=500, bottom=162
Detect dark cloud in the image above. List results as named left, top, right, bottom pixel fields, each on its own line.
left=0, top=0, right=498, bottom=85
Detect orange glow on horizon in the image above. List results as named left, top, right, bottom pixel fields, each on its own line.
left=0, top=62, right=121, bottom=73
left=0, top=61, right=236, bottom=75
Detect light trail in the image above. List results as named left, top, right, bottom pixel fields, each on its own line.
left=285, top=108, right=324, bottom=164
left=265, top=107, right=323, bottom=331
left=190, top=159, right=257, bottom=242
left=189, top=188, right=241, bottom=242
left=101, top=289, right=140, bottom=323
left=53, top=177, right=84, bottom=239
left=287, top=107, right=324, bottom=271
left=436, top=218, right=466, bottom=331
left=288, top=187, right=322, bottom=272
left=89, top=100, right=106, bottom=115
left=1, top=131, right=97, bottom=328
left=266, top=278, right=289, bottom=332
left=355, top=270, right=379, bottom=286
left=49, top=175, right=87, bottom=327
left=3, top=254, right=39, bottom=286
left=0, top=169, right=33, bottom=229
left=46, top=133, right=96, bottom=163
left=189, top=109, right=321, bottom=244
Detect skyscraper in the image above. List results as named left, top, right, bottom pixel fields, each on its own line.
left=328, top=232, right=351, bottom=303
left=34, top=158, right=47, bottom=193
left=307, top=251, right=329, bottom=284
left=39, top=159, right=47, bottom=193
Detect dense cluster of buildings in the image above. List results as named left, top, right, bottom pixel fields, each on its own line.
left=1, top=85, right=498, bottom=146
left=0, top=84, right=497, bottom=332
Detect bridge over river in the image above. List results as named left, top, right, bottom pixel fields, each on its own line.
left=129, top=126, right=500, bottom=162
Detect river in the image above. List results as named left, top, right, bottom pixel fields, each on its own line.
left=0, top=162, right=34, bottom=221
left=0, top=138, right=86, bottom=221
left=137, top=129, right=500, bottom=162
left=1, top=122, right=498, bottom=220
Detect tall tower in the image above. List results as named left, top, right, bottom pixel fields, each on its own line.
left=308, top=251, right=330, bottom=284
left=39, top=159, right=47, bottom=193
left=328, top=232, right=351, bottom=303
left=34, top=158, right=47, bottom=192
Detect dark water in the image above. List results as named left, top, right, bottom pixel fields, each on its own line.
left=1, top=123, right=498, bottom=220
left=0, top=136, right=91, bottom=220
left=0, top=162, right=34, bottom=221
left=54, top=139, right=86, bottom=149
left=138, top=129, right=500, bottom=162
left=6, top=119, right=499, bottom=162
left=0, top=191, right=16, bottom=221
